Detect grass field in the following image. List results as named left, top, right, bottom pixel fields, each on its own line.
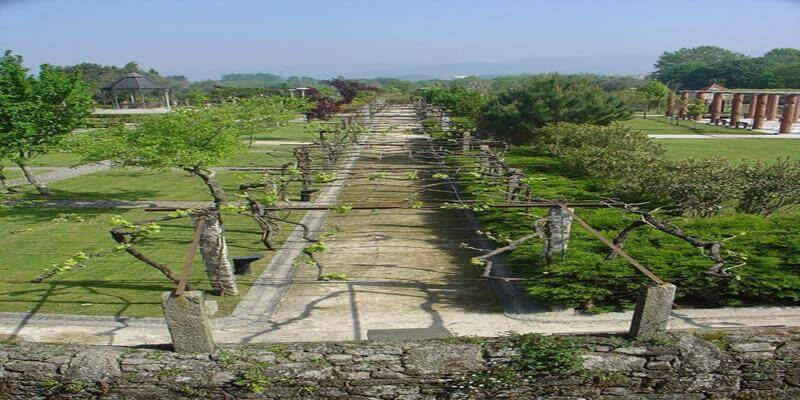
left=248, top=122, right=319, bottom=141
left=658, top=139, right=800, bottom=162
left=623, top=116, right=750, bottom=135
left=0, top=206, right=302, bottom=317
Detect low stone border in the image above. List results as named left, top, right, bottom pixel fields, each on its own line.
left=1, top=327, right=797, bottom=399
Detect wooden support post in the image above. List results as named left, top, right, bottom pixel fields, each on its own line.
left=710, top=93, right=723, bottom=123
left=478, top=145, right=491, bottom=174
left=729, top=93, right=743, bottom=127
left=780, top=95, right=798, bottom=134
left=677, top=92, right=689, bottom=118
left=766, top=94, right=779, bottom=121
left=752, top=94, right=768, bottom=130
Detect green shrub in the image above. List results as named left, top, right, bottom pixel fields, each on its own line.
left=478, top=74, right=631, bottom=144
left=450, top=150, right=800, bottom=311
left=636, top=158, right=741, bottom=217
left=736, top=159, right=800, bottom=215
left=538, top=122, right=664, bottom=179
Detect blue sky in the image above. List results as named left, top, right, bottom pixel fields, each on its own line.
left=1, top=0, right=798, bottom=79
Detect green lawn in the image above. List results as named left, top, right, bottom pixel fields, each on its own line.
left=0, top=206, right=302, bottom=317
left=623, top=116, right=751, bottom=135
left=247, top=122, right=319, bottom=141
left=658, top=139, right=800, bottom=162
left=13, top=169, right=304, bottom=202
left=0, top=152, right=85, bottom=167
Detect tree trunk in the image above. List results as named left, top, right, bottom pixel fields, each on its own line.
left=192, top=211, right=238, bottom=296
left=17, top=161, right=49, bottom=195
left=189, top=168, right=227, bottom=208
left=0, top=167, right=13, bottom=194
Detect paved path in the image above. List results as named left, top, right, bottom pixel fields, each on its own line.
left=6, top=161, right=111, bottom=187
left=650, top=134, right=800, bottom=139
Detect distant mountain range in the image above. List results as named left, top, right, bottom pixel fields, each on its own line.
left=180, top=54, right=660, bottom=81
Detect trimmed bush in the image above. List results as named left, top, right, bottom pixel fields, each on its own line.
left=478, top=75, right=631, bottom=144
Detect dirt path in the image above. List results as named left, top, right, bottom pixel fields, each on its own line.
left=243, top=130, right=502, bottom=341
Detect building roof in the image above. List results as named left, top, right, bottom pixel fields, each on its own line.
left=103, top=72, right=163, bottom=91
left=701, top=83, right=728, bottom=91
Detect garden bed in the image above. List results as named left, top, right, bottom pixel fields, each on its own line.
left=452, top=146, right=800, bottom=312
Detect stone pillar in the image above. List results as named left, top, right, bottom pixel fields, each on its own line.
left=665, top=95, right=675, bottom=117
left=677, top=92, right=689, bottom=118
left=192, top=212, right=238, bottom=296
left=542, top=206, right=573, bottom=263
left=462, top=132, right=471, bottom=154
left=752, top=94, right=769, bottom=129
left=628, top=283, right=676, bottom=340
left=795, top=98, right=800, bottom=123
left=693, top=92, right=705, bottom=121
left=710, top=93, right=723, bottom=122
left=729, top=93, right=743, bottom=127
left=780, top=95, right=798, bottom=134
left=766, top=94, right=780, bottom=121
left=745, top=94, right=758, bottom=118
left=161, top=291, right=216, bottom=353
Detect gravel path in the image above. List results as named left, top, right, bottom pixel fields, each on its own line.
left=5, top=161, right=111, bottom=187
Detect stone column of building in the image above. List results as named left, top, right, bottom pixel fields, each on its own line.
left=710, top=92, right=723, bottom=123
left=795, top=97, right=800, bottom=122
left=729, top=93, right=743, bottom=128
left=779, top=94, right=797, bottom=134
left=665, top=94, right=675, bottom=117
left=752, top=94, right=769, bottom=129
left=693, top=92, right=705, bottom=121
left=677, top=92, right=689, bottom=118
left=745, top=94, right=758, bottom=118
left=766, top=94, right=780, bottom=121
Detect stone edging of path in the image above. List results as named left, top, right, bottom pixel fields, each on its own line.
left=220, top=138, right=368, bottom=325
left=0, top=140, right=367, bottom=330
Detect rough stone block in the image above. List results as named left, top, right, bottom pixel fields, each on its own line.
left=404, top=344, right=483, bottom=375
left=629, top=283, right=676, bottom=340
left=581, top=352, right=646, bottom=372
left=66, top=347, right=122, bottom=381
left=161, top=291, right=215, bottom=353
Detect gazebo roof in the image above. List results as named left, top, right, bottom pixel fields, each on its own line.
left=103, top=72, right=163, bottom=91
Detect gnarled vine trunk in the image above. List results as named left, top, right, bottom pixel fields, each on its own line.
left=192, top=211, right=238, bottom=296
left=17, top=161, right=49, bottom=195
left=188, top=167, right=227, bottom=208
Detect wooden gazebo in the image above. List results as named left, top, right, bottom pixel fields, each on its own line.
left=103, top=72, right=171, bottom=109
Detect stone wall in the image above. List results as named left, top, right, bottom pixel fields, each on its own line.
left=1, top=328, right=798, bottom=399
